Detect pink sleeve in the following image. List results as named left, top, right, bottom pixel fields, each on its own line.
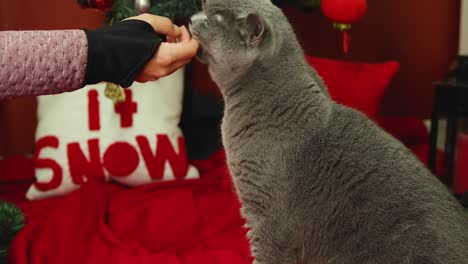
left=0, top=30, right=88, bottom=100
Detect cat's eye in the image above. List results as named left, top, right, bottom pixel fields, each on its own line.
left=209, top=11, right=235, bottom=30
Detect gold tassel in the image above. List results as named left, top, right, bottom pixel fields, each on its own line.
left=104, top=83, right=126, bottom=104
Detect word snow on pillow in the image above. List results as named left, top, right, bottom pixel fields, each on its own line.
left=27, top=68, right=199, bottom=200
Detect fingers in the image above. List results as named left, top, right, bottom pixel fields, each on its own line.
left=178, top=25, right=191, bottom=42
left=126, top=14, right=181, bottom=37
left=164, top=38, right=200, bottom=63
left=131, top=22, right=200, bottom=83
left=135, top=53, right=192, bottom=83
left=165, top=26, right=190, bottom=44
left=135, top=73, right=152, bottom=83
left=166, top=36, right=177, bottom=43
left=166, top=59, right=191, bottom=75
left=142, top=14, right=181, bottom=37
left=135, top=60, right=189, bottom=83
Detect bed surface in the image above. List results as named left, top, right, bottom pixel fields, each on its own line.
left=1, top=150, right=254, bottom=264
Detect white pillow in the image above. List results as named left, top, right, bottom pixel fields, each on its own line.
left=27, top=68, right=199, bottom=200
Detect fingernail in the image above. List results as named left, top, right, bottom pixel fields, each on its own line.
left=174, top=25, right=181, bottom=34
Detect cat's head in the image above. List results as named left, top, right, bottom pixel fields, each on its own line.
left=189, top=0, right=285, bottom=70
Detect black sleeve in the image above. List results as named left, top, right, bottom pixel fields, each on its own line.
left=83, top=20, right=164, bottom=88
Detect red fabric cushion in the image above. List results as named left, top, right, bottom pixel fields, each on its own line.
left=306, top=56, right=399, bottom=120
left=8, top=152, right=253, bottom=264
left=0, top=155, right=34, bottom=183
left=409, top=143, right=444, bottom=176
left=305, top=56, right=442, bottom=176
left=377, top=116, right=429, bottom=146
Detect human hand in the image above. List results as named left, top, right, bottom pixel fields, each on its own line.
left=125, top=14, right=200, bottom=82
left=125, top=13, right=182, bottom=38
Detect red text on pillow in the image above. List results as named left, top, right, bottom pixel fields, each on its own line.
left=34, top=135, right=190, bottom=190
left=88, top=90, right=101, bottom=131
left=89, top=89, right=139, bottom=129
left=34, top=136, right=63, bottom=191
left=114, top=89, right=138, bottom=128
left=103, top=142, right=140, bottom=177
left=68, top=139, right=106, bottom=184
left=137, top=135, right=189, bottom=180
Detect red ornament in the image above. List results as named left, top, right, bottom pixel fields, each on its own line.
left=321, top=0, right=367, bottom=53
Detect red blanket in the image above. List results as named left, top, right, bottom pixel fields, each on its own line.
left=3, top=151, right=253, bottom=264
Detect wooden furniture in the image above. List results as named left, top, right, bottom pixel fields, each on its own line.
left=429, top=77, right=468, bottom=186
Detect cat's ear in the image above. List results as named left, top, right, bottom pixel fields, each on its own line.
left=237, top=13, right=266, bottom=47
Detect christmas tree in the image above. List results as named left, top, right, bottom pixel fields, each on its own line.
left=78, top=0, right=322, bottom=24
left=0, top=201, right=24, bottom=264
left=106, top=0, right=202, bottom=24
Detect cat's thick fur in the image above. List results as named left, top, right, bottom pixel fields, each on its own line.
left=189, top=1, right=468, bottom=263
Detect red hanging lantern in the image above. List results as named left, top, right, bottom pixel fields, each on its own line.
left=321, top=0, right=367, bottom=54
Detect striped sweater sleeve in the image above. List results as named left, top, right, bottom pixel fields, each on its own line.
left=0, top=30, right=87, bottom=100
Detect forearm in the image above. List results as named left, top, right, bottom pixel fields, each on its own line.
left=0, top=30, right=87, bottom=100
left=0, top=20, right=165, bottom=101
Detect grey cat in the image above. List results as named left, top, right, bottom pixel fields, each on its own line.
left=189, top=0, right=468, bottom=263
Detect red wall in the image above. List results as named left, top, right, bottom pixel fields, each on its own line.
left=0, top=0, right=104, bottom=30
left=190, top=1, right=462, bottom=117
left=283, top=1, right=461, bottom=116
left=0, top=0, right=462, bottom=156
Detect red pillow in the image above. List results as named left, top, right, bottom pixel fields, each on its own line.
left=0, top=155, right=34, bottom=183
left=306, top=56, right=399, bottom=120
